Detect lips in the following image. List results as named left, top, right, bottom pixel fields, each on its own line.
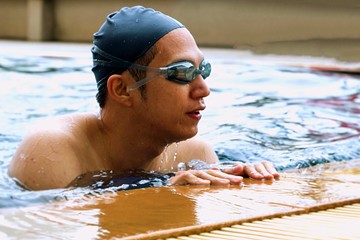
left=187, top=106, right=205, bottom=120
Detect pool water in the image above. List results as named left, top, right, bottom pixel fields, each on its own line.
left=205, top=58, right=360, bottom=169
left=0, top=42, right=359, bottom=208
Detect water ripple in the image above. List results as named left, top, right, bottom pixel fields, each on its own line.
left=0, top=55, right=359, bottom=207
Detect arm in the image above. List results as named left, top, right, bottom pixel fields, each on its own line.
left=170, top=137, right=279, bottom=185
left=175, top=137, right=219, bottom=165
left=8, top=129, right=82, bottom=190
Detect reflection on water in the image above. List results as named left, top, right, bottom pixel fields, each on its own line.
left=0, top=45, right=359, bottom=209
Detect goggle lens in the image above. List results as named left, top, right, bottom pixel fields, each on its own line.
left=126, top=59, right=211, bottom=91
left=164, top=60, right=211, bottom=84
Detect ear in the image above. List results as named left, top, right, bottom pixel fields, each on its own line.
left=107, top=74, right=133, bottom=107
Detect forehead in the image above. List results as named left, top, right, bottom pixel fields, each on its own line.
left=151, top=28, right=204, bottom=66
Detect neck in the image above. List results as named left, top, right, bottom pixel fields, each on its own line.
left=97, top=108, right=169, bottom=171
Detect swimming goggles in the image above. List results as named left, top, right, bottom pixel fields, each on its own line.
left=126, top=59, right=211, bottom=91
left=91, top=46, right=211, bottom=91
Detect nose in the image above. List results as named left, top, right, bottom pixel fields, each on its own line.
left=190, top=75, right=211, bottom=99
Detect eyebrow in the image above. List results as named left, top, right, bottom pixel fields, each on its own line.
left=168, top=57, right=205, bottom=67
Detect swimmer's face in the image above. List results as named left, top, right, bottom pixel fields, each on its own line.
left=130, top=28, right=211, bottom=143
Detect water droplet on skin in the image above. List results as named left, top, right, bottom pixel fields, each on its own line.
left=171, top=142, right=179, bottom=171
left=158, top=144, right=170, bottom=172
left=37, top=167, right=45, bottom=175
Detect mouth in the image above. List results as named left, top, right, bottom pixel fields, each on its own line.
left=186, top=106, right=205, bottom=120
left=187, top=111, right=201, bottom=120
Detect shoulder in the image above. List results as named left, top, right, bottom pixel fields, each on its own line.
left=176, top=137, right=219, bottom=164
left=8, top=114, right=91, bottom=190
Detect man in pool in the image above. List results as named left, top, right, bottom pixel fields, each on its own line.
left=8, top=6, right=279, bottom=190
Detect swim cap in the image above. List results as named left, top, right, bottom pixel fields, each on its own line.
left=91, top=6, right=185, bottom=90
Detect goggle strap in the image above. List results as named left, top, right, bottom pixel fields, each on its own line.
left=92, top=46, right=133, bottom=68
left=92, top=46, right=159, bottom=72
left=93, top=46, right=211, bottom=80
left=126, top=75, right=158, bottom=92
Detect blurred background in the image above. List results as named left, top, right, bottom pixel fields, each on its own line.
left=1, top=0, right=360, bottom=61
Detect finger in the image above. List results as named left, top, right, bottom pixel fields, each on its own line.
left=262, top=161, right=280, bottom=179
left=205, top=169, right=243, bottom=184
left=194, top=170, right=231, bottom=185
left=221, top=163, right=245, bottom=176
left=243, top=164, right=265, bottom=179
left=255, top=163, right=274, bottom=180
left=170, top=171, right=210, bottom=185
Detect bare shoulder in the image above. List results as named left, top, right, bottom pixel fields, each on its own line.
left=8, top=114, right=88, bottom=190
left=176, top=137, right=219, bottom=164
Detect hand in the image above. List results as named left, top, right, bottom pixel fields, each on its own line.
left=169, top=169, right=243, bottom=186
left=221, top=161, right=280, bottom=180
left=169, top=161, right=280, bottom=186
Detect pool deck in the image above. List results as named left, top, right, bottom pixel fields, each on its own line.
left=1, top=159, right=358, bottom=239
left=107, top=159, right=360, bottom=239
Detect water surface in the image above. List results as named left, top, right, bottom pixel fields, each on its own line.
left=0, top=42, right=359, bottom=208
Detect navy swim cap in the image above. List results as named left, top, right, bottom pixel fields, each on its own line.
left=92, top=6, right=184, bottom=90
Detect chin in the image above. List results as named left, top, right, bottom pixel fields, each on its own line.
left=164, top=125, right=198, bottom=143
left=177, top=129, right=198, bottom=142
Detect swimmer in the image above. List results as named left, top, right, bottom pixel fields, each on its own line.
left=8, top=6, right=279, bottom=190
